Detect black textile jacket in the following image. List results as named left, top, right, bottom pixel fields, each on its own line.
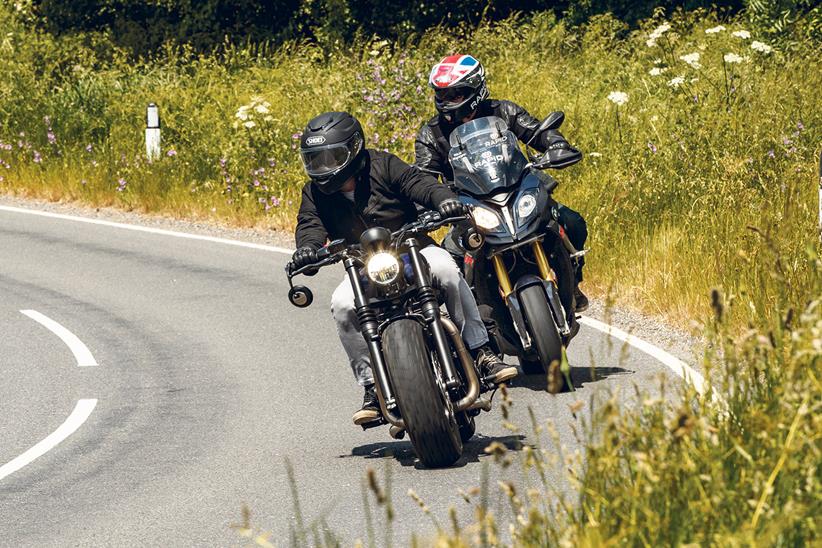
left=295, top=149, right=456, bottom=250
left=414, top=99, right=574, bottom=181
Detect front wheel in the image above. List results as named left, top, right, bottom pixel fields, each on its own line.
left=382, top=319, right=463, bottom=467
left=518, top=284, right=568, bottom=393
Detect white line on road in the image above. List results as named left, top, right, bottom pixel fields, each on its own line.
left=21, top=310, right=99, bottom=366
left=2, top=203, right=712, bottom=398
left=0, top=205, right=293, bottom=254
left=0, top=399, right=98, bottom=482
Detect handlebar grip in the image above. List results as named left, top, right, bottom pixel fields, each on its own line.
left=315, top=246, right=331, bottom=260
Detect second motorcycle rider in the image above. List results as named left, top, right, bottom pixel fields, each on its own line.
left=291, top=111, right=518, bottom=426
left=414, top=54, right=590, bottom=311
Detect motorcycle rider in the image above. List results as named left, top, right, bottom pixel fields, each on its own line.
left=415, top=54, right=589, bottom=311
left=291, top=111, right=518, bottom=425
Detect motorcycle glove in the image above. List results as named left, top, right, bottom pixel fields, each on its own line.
left=292, top=246, right=318, bottom=269
left=438, top=198, right=468, bottom=219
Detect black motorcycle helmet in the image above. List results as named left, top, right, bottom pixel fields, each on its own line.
left=428, top=55, right=489, bottom=123
left=299, top=112, right=366, bottom=194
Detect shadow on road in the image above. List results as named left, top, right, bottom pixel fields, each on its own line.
left=343, top=434, right=527, bottom=469
left=507, top=365, right=633, bottom=392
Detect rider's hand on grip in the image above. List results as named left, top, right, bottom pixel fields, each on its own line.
left=438, top=198, right=468, bottom=219
left=291, top=246, right=319, bottom=275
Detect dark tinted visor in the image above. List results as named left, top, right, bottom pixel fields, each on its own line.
left=300, top=134, right=361, bottom=177
left=435, top=87, right=467, bottom=105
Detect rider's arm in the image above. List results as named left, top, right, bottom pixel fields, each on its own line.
left=497, top=100, right=577, bottom=154
left=295, top=182, right=329, bottom=251
left=413, top=125, right=450, bottom=179
left=387, top=152, right=455, bottom=210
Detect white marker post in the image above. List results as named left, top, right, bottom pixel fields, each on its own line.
left=818, top=149, right=822, bottom=239
left=146, top=103, right=161, bottom=162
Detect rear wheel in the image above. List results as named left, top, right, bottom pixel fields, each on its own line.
left=519, top=284, right=568, bottom=393
left=383, top=319, right=463, bottom=467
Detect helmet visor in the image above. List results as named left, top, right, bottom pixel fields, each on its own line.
left=300, top=134, right=362, bottom=178
left=434, top=87, right=468, bottom=106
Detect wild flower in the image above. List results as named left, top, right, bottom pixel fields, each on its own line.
left=33, top=151, right=42, bottom=163
left=116, top=177, right=127, bottom=191
left=723, top=53, right=745, bottom=64
left=705, top=25, right=726, bottom=34
left=270, top=196, right=281, bottom=207
left=668, top=76, right=685, bottom=88
left=85, top=144, right=93, bottom=152
left=679, top=52, right=701, bottom=69
left=751, top=41, right=773, bottom=54
left=646, top=22, right=671, bottom=47
left=797, top=120, right=805, bottom=131
left=254, top=103, right=270, bottom=115
left=47, top=130, right=56, bottom=145
left=607, top=91, right=629, bottom=106
left=648, top=141, right=658, bottom=153
left=588, top=152, right=602, bottom=157
left=243, top=121, right=256, bottom=129
left=733, top=30, right=751, bottom=39
left=649, top=67, right=668, bottom=76
left=166, top=149, right=177, bottom=157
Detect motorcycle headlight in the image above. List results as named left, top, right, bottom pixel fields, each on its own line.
left=471, top=206, right=501, bottom=231
left=366, top=252, right=400, bottom=285
left=516, top=193, right=537, bottom=219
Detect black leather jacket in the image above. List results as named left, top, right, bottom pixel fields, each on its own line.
left=415, top=99, right=576, bottom=181
left=295, top=149, right=456, bottom=250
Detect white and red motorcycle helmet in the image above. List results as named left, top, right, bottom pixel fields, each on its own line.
left=428, top=54, right=489, bottom=123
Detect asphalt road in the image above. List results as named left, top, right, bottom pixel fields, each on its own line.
left=0, top=207, right=681, bottom=546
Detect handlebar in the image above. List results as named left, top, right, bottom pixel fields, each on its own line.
left=286, top=212, right=469, bottom=279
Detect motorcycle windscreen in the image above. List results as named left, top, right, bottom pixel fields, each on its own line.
left=448, top=116, right=528, bottom=196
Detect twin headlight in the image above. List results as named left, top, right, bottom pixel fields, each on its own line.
left=471, top=193, right=538, bottom=232
left=366, top=252, right=401, bottom=285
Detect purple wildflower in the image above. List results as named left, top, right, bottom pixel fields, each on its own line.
left=782, top=136, right=792, bottom=146
left=219, top=158, right=228, bottom=168
left=166, top=149, right=177, bottom=157
left=270, top=196, right=281, bottom=207
left=767, top=149, right=775, bottom=158
left=85, top=144, right=93, bottom=153
left=33, top=151, right=42, bottom=163
left=47, top=131, right=56, bottom=145
left=647, top=142, right=658, bottom=153
left=797, top=120, right=805, bottom=131
left=116, top=178, right=127, bottom=191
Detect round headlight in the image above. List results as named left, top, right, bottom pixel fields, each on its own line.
left=366, top=252, right=400, bottom=285
left=471, top=206, right=501, bottom=231
left=517, top=194, right=537, bottom=219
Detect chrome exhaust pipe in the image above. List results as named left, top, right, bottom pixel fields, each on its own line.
left=441, top=317, right=481, bottom=412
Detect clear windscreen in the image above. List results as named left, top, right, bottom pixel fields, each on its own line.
left=447, top=116, right=528, bottom=195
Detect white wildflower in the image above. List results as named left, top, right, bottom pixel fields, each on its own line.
left=646, top=23, right=671, bottom=47
left=723, top=52, right=744, bottom=64
left=607, top=91, right=629, bottom=106
left=588, top=152, right=602, bottom=158
left=243, top=121, right=256, bottom=129
left=679, top=52, right=702, bottom=69
left=653, top=58, right=663, bottom=64
left=751, top=41, right=773, bottom=54
left=254, top=104, right=270, bottom=114
left=649, top=67, right=668, bottom=76
left=732, top=30, right=751, bottom=39
left=668, top=76, right=685, bottom=88
left=705, top=25, right=726, bottom=34
left=235, top=111, right=249, bottom=121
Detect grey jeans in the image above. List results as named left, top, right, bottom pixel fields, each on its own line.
left=330, top=245, right=489, bottom=386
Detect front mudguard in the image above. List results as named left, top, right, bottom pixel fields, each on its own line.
left=510, top=274, right=569, bottom=346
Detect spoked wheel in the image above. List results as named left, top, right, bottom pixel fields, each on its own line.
left=382, top=319, right=463, bottom=467
left=518, top=284, right=569, bottom=393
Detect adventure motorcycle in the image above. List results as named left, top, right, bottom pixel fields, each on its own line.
left=285, top=212, right=493, bottom=468
left=446, top=113, right=586, bottom=392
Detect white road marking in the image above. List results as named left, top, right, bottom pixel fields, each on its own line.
left=0, top=205, right=293, bottom=255
left=0, top=399, right=97, bottom=482
left=1, top=203, right=713, bottom=397
left=20, top=310, right=98, bottom=367
left=578, top=315, right=718, bottom=403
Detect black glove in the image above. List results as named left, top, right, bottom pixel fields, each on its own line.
left=438, top=198, right=468, bottom=219
left=291, top=246, right=318, bottom=269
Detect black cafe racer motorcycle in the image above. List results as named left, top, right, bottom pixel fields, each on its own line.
left=285, top=213, right=493, bottom=468
left=447, top=113, right=587, bottom=393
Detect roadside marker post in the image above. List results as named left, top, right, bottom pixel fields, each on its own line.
left=146, top=103, right=161, bottom=162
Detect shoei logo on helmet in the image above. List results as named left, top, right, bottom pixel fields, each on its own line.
left=430, top=55, right=480, bottom=88
left=306, top=136, right=326, bottom=146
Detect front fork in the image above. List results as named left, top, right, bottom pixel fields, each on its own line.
left=492, top=240, right=570, bottom=341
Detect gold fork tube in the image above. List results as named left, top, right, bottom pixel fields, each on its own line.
left=492, top=255, right=513, bottom=297
left=532, top=241, right=557, bottom=283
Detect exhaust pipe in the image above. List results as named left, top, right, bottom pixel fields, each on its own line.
left=441, top=317, right=481, bottom=412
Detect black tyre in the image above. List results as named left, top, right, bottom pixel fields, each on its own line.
left=382, top=319, right=463, bottom=467
left=457, top=414, right=476, bottom=443
left=519, top=284, right=568, bottom=393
